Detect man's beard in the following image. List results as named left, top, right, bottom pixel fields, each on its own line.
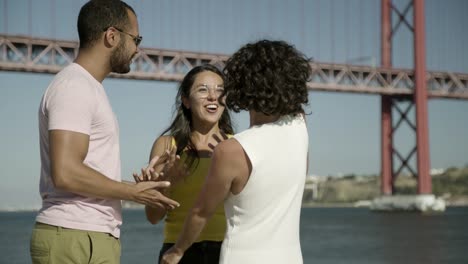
left=110, top=40, right=132, bottom=74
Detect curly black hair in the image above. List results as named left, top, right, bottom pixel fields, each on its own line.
left=223, top=40, right=311, bottom=116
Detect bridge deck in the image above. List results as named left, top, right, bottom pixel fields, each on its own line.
left=1, top=34, right=467, bottom=100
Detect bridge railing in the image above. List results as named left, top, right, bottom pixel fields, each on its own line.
left=1, top=34, right=467, bottom=99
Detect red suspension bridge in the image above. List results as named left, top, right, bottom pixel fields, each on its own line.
left=1, top=0, right=467, bottom=204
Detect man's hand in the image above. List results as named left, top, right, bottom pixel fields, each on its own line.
left=160, top=246, right=184, bottom=264
left=130, top=181, right=179, bottom=210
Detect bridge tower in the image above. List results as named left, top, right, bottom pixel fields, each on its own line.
left=380, top=0, right=431, bottom=195
left=375, top=0, right=444, bottom=211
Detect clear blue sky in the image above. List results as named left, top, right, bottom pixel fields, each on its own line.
left=1, top=0, right=467, bottom=210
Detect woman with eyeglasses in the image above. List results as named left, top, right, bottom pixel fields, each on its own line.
left=134, top=64, right=234, bottom=264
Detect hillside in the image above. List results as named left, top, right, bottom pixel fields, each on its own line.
left=306, top=166, right=468, bottom=206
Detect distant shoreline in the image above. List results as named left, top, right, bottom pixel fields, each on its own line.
left=302, top=202, right=355, bottom=208
left=2, top=204, right=467, bottom=213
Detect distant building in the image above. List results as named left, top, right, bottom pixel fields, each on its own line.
left=303, top=175, right=323, bottom=202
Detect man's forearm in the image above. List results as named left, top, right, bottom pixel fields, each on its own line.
left=53, top=162, right=133, bottom=201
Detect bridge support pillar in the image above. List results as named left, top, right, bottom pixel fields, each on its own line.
left=380, top=0, right=393, bottom=195
left=413, top=0, right=431, bottom=194
left=379, top=0, right=432, bottom=197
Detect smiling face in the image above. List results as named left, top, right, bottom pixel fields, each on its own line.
left=183, top=71, right=226, bottom=127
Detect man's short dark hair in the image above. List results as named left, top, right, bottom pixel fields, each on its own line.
left=77, top=0, right=136, bottom=49
left=224, top=40, right=311, bottom=116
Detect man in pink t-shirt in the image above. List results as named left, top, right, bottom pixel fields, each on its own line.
left=30, top=1, right=179, bottom=263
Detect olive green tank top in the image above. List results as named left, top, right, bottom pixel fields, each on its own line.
left=164, top=137, right=229, bottom=243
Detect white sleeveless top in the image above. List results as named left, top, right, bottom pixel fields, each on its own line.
left=220, top=114, right=308, bottom=264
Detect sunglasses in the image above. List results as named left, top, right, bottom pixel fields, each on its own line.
left=104, top=26, right=142, bottom=46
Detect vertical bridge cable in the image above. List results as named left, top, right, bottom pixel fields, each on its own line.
left=2, top=0, right=7, bottom=64
left=373, top=0, right=378, bottom=67
left=51, top=0, right=56, bottom=66
left=300, top=0, right=305, bottom=52
left=28, top=0, right=32, bottom=65
left=28, top=0, right=32, bottom=36
left=345, top=0, right=349, bottom=62
left=359, top=0, right=363, bottom=64
left=51, top=0, right=56, bottom=39
left=315, top=0, right=320, bottom=60
left=330, top=0, right=335, bottom=62
left=197, top=0, right=201, bottom=52
left=159, top=0, right=163, bottom=48
left=464, top=0, right=468, bottom=71
left=268, top=0, right=272, bottom=36
left=3, top=0, right=7, bottom=33
left=151, top=0, right=155, bottom=48
left=139, top=0, right=143, bottom=43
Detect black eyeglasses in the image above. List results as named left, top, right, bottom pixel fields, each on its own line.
left=105, top=26, right=142, bottom=46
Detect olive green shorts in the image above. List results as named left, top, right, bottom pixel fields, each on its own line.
left=30, top=222, right=121, bottom=264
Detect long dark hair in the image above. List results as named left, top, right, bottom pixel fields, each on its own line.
left=160, top=64, right=234, bottom=167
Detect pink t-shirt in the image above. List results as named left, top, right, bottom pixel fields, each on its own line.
left=36, top=63, right=122, bottom=238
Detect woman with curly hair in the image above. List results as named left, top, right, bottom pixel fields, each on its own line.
left=161, top=40, right=310, bottom=264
